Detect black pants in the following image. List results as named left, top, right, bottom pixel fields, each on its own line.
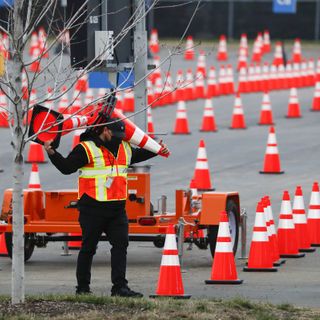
left=76, top=205, right=129, bottom=291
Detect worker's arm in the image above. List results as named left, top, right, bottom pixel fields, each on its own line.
left=44, top=143, right=88, bottom=174
left=130, top=140, right=170, bottom=164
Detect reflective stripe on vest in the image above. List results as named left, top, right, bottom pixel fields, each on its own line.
left=78, top=140, right=132, bottom=201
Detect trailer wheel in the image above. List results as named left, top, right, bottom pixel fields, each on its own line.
left=5, top=232, right=35, bottom=262
left=207, top=199, right=239, bottom=258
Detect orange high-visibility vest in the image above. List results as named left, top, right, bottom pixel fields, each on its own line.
left=78, top=140, right=132, bottom=201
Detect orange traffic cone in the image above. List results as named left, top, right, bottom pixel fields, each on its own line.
left=237, top=47, right=247, bottom=71
left=272, top=42, right=284, bottom=66
left=0, top=89, right=9, bottom=128
left=230, top=93, right=246, bottom=129
left=161, top=72, right=174, bottom=105
left=172, top=101, right=190, bottom=135
left=263, top=196, right=285, bottom=266
left=260, top=126, right=284, bottom=174
left=239, top=33, right=248, bottom=57
left=292, top=38, right=302, bottom=63
left=286, top=87, right=301, bottom=118
left=225, top=65, right=235, bottom=94
left=205, top=211, right=243, bottom=284
left=192, top=139, right=213, bottom=191
left=75, top=72, right=88, bottom=93
left=196, top=50, right=206, bottom=78
left=29, top=31, right=39, bottom=56
left=307, top=59, right=315, bottom=86
left=29, top=47, right=41, bottom=73
left=251, top=39, right=262, bottom=63
left=217, top=35, right=228, bottom=61
left=258, top=92, right=274, bottom=125
left=149, top=29, right=159, bottom=54
left=0, top=233, right=8, bottom=256
left=25, top=141, right=47, bottom=163
left=218, top=65, right=227, bottom=95
left=147, top=107, right=155, bottom=138
left=307, top=182, right=320, bottom=246
left=243, top=201, right=277, bottom=272
left=206, top=66, right=219, bottom=98
left=194, top=71, right=206, bottom=99
left=151, top=225, right=191, bottom=298
left=277, top=191, right=305, bottom=258
left=184, top=35, right=195, bottom=60
left=185, top=69, right=195, bottom=101
left=28, top=163, right=41, bottom=189
left=311, top=81, right=320, bottom=111
left=122, top=88, right=135, bottom=112
left=200, top=99, right=217, bottom=132
left=237, top=67, right=249, bottom=93
left=292, top=186, right=315, bottom=252
left=263, top=30, right=271, bottom=53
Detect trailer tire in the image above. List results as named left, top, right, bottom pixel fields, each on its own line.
left=5, top=232, right=35, bottom=262
left=207, top=199, right=239, bottom=258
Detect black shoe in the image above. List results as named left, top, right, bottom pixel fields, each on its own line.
left=76, top=286, right=92, bottom=295
left=111, top=286, right=143, bottom=298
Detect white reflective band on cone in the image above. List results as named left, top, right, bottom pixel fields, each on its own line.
left=217, top=222, right=231, bottom=237
left=266, top=146, right=279, bottom=154
left=278, top=219, right=295, bottom=229
left=163, top=234, right=177, bottom=250
left=197, top=148, right=207, bottom=159
left=254, top=213, right=266, bottom=228
left=308, top=209, right=320, bottom=219
left=293, top=214, right=307, bottom=224
left=204, top=109, right=214, bottom=116
left=267, top=133, right=277, bottom=144
left=293, top=196, right=304, bottom=210
left=177, top=112, right=187, bottom=119
left=310, top=192, right=320, bottom=205
left=195, top=161, right=208, bottom=170
left=161, top=254, right=180, bottom=266
left=30, top=173, right=40, bottom=184
left=234, top=108, right=244, bottom=115
left=252, top=231, right=268, bottom=242
left=143, top=137, right=161, bottom=154
left=215, top=242, right=232, bottom=253
left=262, top=104, right=271, bottom=111
left=130, top=127, right=145, bottom=145
left=290, top=97, right=299, bottom=104
left=280, top=200, right=292, bottom=215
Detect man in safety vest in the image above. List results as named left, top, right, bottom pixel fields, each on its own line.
left=44, top=117, right=169, bottom=297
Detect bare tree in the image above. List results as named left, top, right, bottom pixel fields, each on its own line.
left=0, top=0, right=202, bottom=304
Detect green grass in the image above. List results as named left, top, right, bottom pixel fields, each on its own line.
left=0, top=295, right=319, bottom=320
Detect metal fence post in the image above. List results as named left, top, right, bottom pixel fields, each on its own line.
left=315, top=0, right=320, bottom=41
left=228, top=0, right=234, bottom=40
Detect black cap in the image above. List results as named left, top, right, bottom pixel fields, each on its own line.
left=105, top=118, right=126, bottom=138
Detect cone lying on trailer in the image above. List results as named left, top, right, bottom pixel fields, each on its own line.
left=172, top=101, right=190, bottom=135
left=243, top=201, right=277, bottom=272
left=200, top=99, right=217, bottom=132
left=258, top=92, right=274, bottom=125
left=286, top=87, right=301, bottom=118
left=150, top=225, right=191, bottom=298
left=192, top=139, right=214, bottom=191
left=278, top=191, right=305, bottom=258
left=307, top=182, right=320, bottom=246
left=205, top=211, right=243, bottom=284
left=230, top=93, right=246, bottom=129
left=292, top=186, right=315, bottom=252
left=28, top=97, right=169, bottom=158
left=25, top=141, right=47, bottom=163
left=260, top=126, right=284, bottom=174
left=28, top=163, right=41, bottom=189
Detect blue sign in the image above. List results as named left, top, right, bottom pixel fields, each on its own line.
left=0, top=0, right=14, bottom=6
left=273, top=0, right=297, bottom=14
left=89, top=71, right=134, bottom=89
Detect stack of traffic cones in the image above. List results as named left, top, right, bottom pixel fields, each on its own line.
left=172, top=101, right=190, bottom=134
left=151, top=224, right=191, bottom=298
left=263, top=30, right=271, bottom=53
left=28, top=163, right=41, bottom=189
left=239, top=33, right=248, bottom=56
left=122, top=88, right=135, bottom=112
left=311, top=82, right=320, bottom=111
left=230, top=94, right=246, bottom=129
left=149, top=29, right=159, bottom=54
left=237, top=47, right=247, bottom=71
left=243, top=202, right=277, bottom=272
left=251, top=39, right=262, bottom=63
left=206, top=66, right=219, bottom=97
left=25, top=141, right=47, bottom=163
left=200, top=99, right=217, bottom=132
left=196, top=50, right=207, bottom=78
left=262, top=63, right=270, bottom=92
left=277, top=191, right=305, bottom=258
left=307, top=59, right=316, bottom=86
left=191, top=139, right=213, bottom=191
left=292, top=38, right=302, bottom=63
left=161, top=72, right=174, bottom=105
left=292, top=186, right=315, bottom=252
left=217, top=35, right=228, bottom=61
left=174, top=70, right=185, bottom=103
left=237, top=67, right=248, bottom=93
left=307, top=182, right=320, bottom=246
left=0, top=89, right=9, bottom=128
left=258, top=92, right=274, bottom=125
left=147, top=107, right=155, bottom=138
left=272, top=42, right=284, bottom=66
left=260, top=127, right=284, bottom=174
left=218, top=65, right=227, bottom=95
left=225, top=65, right=235, bottom=94
left=184, top=36, right=195, bottom=60
left=286, top=87, right=301, bottom=118
left=205, top=211, right=243, bottom=284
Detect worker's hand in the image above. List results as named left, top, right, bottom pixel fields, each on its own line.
left=159, top=140, right=170, bottom=156
left=44, top=140, right=55, bottom=156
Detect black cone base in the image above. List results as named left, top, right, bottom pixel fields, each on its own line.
left=273, top=259, right=286, bottom=266
left=259, top=171, right=284, bottom=174
left=243, top=266, right=278, bottom=272
left=150, top=294, right=191, bottom=299
left=205, top=279, right=243, bottom=285
left=299, top=247, right=316, bottom=253
left=280, top=253, right=305, bottom=258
